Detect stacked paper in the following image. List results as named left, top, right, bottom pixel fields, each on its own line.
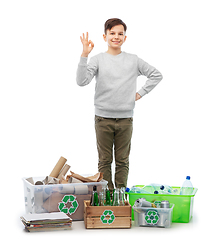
left=20, top=212, right=72, bottom=232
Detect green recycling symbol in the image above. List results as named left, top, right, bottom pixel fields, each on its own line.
left=145, top=210, right=159, bottom=225
left=100, top=210, right=115, bottom=225
left=58, top=195, right=78, bottom=215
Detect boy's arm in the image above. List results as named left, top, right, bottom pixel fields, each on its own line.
left=76, top=56, right=97, bottom=86
left=76, top=32, right=97, bottom=86
left=137, top=58, right=163, bottom=98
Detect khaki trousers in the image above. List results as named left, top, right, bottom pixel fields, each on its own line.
left=95, top=115, right=133, bottom=190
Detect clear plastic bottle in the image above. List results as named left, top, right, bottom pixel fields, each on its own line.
left=125, top=186, right=151, bottom=194
left=142, top=184, right=157, bottom=194
left=152, top=183, right=168, bottom=194
left=148, top=184, right=165, bottom=194
left=158, top=185, right=175, bottom=194
left=149, top=184, right=177, bottom=194
left=180, top=176, right=193, bottom=195
left=160, top=185, right=172, bottom=193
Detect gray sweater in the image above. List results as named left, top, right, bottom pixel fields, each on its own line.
left=76, top=51, right=163, bottom=118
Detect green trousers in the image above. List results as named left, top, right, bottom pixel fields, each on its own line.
left=95, top=115, right=133, bottom=190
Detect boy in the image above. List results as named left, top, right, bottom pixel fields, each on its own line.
left=76, top=18, right=163, bottom=190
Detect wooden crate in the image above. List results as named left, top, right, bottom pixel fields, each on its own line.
left=84, top=200, right=131, bottom=229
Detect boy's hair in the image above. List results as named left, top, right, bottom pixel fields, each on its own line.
left=104, top=18, right=127, bottom=34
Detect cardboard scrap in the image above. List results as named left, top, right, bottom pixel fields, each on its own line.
left=43, top=176, right=60, bottom=185
left=49, top=156, right=67, bottom=178
left=68, top=177, right=83, bottom=184
left=57, top=164, right=70, bottom=180
left=66, top=171, right=103, bottom=183
left=20, top=212, right=72, bottom=232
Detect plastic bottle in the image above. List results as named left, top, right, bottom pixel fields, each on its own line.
left=125, top=186, right=151, bottom=194
left=157, top=185, right=173, bottom=194
left=149, top=184, right=177, bottom=194
left=147, top=184, right=165, bottom=194
left=161, top=185, right=179, bottom=194
left=161, top=185, right=173, bottom=193
left=142, top=185, right=156, bottom=194
left=180, top=176, right=193, bottom=195
left=151, top=184, right=167, bottom=194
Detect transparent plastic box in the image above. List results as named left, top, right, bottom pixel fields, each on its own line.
left=127, top=185, right=198, bottom=223
left=133, top=204, right=174, bottom=228
left=23, top=176, right=108, bottom=220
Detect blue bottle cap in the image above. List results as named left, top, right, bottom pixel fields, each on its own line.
left=154, top=191, right=159, bottom=194
left=186, top=176, right=191, bottom=180
left=125, top=187, right=130, bottom=192
left=160, top=185, right=164, bottom=190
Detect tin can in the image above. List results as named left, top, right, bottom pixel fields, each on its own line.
left=161, top=200, right=170, bottom=208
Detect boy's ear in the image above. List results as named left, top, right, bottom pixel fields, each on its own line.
left=103, top=34, right=107, bottom=42
left=124, top=35, right=127, bottom=42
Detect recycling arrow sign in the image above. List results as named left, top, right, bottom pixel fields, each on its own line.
left=100, top=210, right=115, bottom=225
left=145, top=209, right=159, bottom=225
left=58, top=195, right=78, bottom=215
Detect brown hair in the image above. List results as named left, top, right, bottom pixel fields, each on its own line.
left=104, top=18, right=127, bottom=34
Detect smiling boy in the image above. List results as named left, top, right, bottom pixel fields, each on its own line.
left=76, top=18, right=163, bottom=190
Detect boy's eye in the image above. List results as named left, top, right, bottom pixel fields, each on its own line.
left=110, top=32, right=123, bottom=36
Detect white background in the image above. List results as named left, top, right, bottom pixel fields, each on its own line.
left=0, top=0, right=221, bottom=238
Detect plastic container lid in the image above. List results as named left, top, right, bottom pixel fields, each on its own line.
left=125, top=187, right=130, bottom=193
left=186, top=176, right=191, bottom=180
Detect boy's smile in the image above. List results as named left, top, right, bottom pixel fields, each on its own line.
left=103, top=24, right=127, bottom=55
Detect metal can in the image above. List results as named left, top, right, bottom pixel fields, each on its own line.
left=160, top=200, right=170, bottom=208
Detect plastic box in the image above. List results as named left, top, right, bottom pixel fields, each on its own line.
left=23, top=177, right=108, bottom=220
left=127, top=185, right=198, bottom=223
left=133, top=204, right=174, bottom=228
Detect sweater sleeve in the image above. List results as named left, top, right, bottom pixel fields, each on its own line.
left=76, top=56, right=98, bottom=86
left=137, top=57, right=163, bottom=97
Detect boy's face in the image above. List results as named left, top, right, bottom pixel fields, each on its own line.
left=103, top=25, right=127, bottom=49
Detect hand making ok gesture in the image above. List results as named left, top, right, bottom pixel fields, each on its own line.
left=80, top=32, right=94, bottom=57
